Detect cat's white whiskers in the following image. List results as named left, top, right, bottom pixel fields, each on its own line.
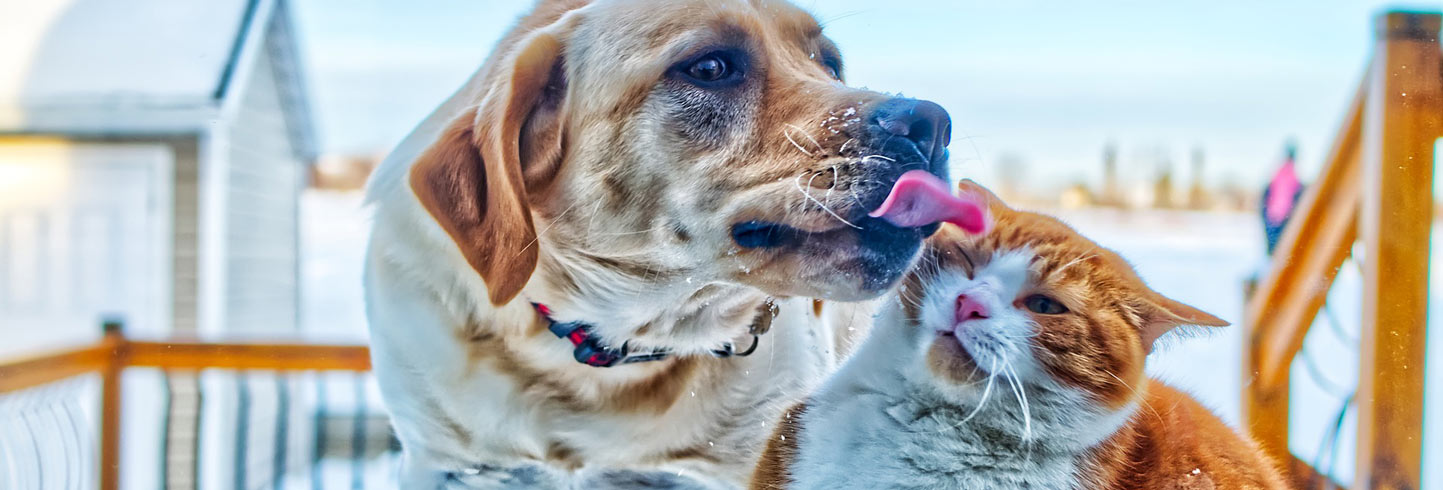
left=994, top=330, right=1039, bottom=340
left=1002, top=362, right=1033, bottom=442
left=899, top=293, right=924, bottom=311
left=959, top=356, right=999, bottom=424
left=926, top=355, right=998, bottom=434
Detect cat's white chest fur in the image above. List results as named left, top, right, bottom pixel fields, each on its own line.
left=791, top=387, right=1081, bottom=489
left=786, top=302, right=1126, bottom=490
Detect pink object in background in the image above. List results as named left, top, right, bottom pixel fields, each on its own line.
left=1265, top=156, right=1301, bottom=225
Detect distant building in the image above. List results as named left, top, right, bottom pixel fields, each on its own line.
left=1153, top=163, right=1176, bottom=209
left=311, top=153, right=380, bottom=191
left=0, top=0, right=315, bottom=337
left=1098, top=143, right=1125, bottom=207
left=1059, top=182, right=1096, bottom=209
left=1186, top=147, right=1211, bottom=210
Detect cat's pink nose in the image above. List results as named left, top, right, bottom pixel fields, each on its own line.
left=955, top=294, right=990, bottom=323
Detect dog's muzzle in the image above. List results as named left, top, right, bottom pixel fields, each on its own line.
left=731, top=97, right=954, bottom=250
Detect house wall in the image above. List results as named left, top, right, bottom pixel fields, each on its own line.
left=221, top=39, right=302, bottom=335
left=172, top=138, right=201, bottom=333
left=191, top=4, right=314, bottom=488
left=0, top=137, right=176, bottom=352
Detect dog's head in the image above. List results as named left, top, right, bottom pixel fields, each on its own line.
left=411, top=0, right=954, bottom=306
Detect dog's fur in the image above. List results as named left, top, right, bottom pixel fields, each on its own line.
left=364, top=0, right=948, bottom=487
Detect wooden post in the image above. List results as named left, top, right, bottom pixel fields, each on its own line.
left=99, top=318, right=127, bottom=490
left=1242, top=75, right=1365, bottom=470
left=1356, top=11, right=1442, bottom=490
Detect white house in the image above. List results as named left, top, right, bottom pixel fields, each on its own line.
left=0, top=0, right=315, bottom=343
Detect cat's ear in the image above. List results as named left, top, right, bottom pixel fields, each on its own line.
left=956, top=179, right=1008, bottom=212
left=1138, top=294, right=1229, bottom=353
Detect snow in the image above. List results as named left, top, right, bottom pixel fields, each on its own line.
left=300, top=191, right=373, bottom=344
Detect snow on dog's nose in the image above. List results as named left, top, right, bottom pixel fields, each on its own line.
left=869, top=170, right=989, bottom=233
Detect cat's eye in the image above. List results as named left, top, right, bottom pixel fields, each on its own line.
left=1024, top=294, right=1067, bottom=315
left=957, top=249, right=977, bottom=278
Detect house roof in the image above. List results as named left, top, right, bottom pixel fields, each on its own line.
left=0, top=0, right=316, bottom=159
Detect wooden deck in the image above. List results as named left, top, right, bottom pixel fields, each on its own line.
left=0, top=320, right=371, bottom=490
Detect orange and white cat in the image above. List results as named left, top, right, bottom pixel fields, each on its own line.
left=752, top=181, right=1288, bottom=489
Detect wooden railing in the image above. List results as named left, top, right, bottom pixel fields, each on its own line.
left=0, top=319, right=372, bottom=490
left=1242, top=10, right=1442, bottom=490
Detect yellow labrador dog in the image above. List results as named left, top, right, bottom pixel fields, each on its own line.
left=364, top=0, right=953, bottom=487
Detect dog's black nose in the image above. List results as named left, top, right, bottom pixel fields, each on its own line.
left=871, top=98, right=952, bottom=164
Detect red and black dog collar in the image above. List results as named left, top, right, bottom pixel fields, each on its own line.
left=530, top=301, right=768, bottom=368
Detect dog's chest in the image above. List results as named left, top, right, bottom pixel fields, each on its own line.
left=400, top=309, right=832, bottom=487
left=447, top=363, right=766, bottom=458
left=388, top=365, right=770, bottom=488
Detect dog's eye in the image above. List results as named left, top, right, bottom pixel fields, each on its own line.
left=684, top=54, right=732, bottom=83
left=1023, top=295, right=1067, bottom=315
left=823, top=60, right=841, bottom=80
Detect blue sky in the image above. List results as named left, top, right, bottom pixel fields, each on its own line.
left=289, top=0, right=1442, bottom=189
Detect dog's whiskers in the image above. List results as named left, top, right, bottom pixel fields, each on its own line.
left=847, top=175, right=880, bottom=209
left=793, top=174, right=862, bottom=230
left=592, top=225, right=669, bottom=237
left=515, top=198, right=584, bottom=257
left=849, top=185, right=865, bottom=208
left=823, top=166, right=838, bottom=202
left=586, top=198, right=603, bottom=234
left=783, top=124, right=819, bottom=157
left=784, top=123, right=824, bottom=156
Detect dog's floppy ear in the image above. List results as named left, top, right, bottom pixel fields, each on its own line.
left=410, top=22, right=572, bottom=306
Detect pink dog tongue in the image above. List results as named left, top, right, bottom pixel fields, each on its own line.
left=869, top=170, right=989, bottom=234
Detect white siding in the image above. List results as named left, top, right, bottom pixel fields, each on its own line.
left=0, top=141, right=173, bottom=353
left=222, top=46, right=302, bottom=335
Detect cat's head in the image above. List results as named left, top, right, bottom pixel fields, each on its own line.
left=897, top=180, right=1227, bottom=417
